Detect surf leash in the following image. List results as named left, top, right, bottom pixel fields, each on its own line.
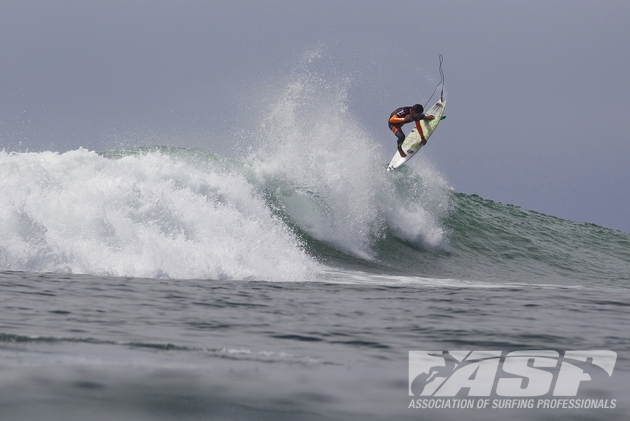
left=425, top=54, right=445, bottom=108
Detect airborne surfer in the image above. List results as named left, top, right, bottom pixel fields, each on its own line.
left=388, top=104, right=435, bottom=157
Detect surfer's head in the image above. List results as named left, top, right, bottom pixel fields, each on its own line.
left=411, top=104, right=424, bottom=116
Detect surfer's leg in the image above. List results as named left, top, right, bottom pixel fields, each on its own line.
left=395, top=130, right=405, bottom=148
left=391, top=126, right=407, bottom=157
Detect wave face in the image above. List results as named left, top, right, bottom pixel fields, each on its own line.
left=2, top=143, right=628, bottom=286
left=1, top=70, right=628, bottom=285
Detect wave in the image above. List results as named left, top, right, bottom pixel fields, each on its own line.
left=0, top=137, right=451, bottom=281
left=3, top=145, right=627, bottom=285
left=1, top=69, right=627, bottom=285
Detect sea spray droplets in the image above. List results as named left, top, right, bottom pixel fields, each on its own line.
left=248, top=72, right=386, bottom=259
left=247, top=67, right=452, bottom=258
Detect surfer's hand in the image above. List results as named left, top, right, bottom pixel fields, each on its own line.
left=424, top=114, right=435, bottom=120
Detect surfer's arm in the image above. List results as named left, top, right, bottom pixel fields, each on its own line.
left=424, top=114, right=435, bottom=120
left=389, top=115, right=409, bottom=125
left=415, top=120, right=428, bottom=146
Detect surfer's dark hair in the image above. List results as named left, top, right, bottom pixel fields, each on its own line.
left=412, top=104, right=424, bottom=114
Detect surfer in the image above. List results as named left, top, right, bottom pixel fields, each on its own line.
left=388, top=104, right=435, bottom=157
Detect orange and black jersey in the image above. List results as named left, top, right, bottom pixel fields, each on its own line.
left=388, top=107, right=425, bottom=128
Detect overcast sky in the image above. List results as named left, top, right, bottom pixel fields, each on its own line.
left=2, top=0, right=629, bottom=233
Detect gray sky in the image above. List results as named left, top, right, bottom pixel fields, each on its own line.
left=2, top=0, right=629, bottom=233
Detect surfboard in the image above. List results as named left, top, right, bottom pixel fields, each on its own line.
left=386, top=99, right=446, bottom=171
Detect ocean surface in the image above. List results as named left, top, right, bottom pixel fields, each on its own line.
left=1, top=79, right=629, bottom=420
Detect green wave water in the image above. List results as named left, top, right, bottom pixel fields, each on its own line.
left=441, top=193, right=630, bottom=285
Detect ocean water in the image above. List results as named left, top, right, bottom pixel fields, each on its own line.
left=1, top=75, right=629, bottom=420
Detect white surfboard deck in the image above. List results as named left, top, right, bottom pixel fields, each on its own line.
left=386, top=100, right=446, bottom=171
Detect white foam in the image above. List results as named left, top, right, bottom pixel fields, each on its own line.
left=316, top=268, right=585, bottom=289
left=0, top=149, right=318, bottom=281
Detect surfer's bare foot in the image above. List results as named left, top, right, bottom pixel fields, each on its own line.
left=398, top=148, right=407, bottom=157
